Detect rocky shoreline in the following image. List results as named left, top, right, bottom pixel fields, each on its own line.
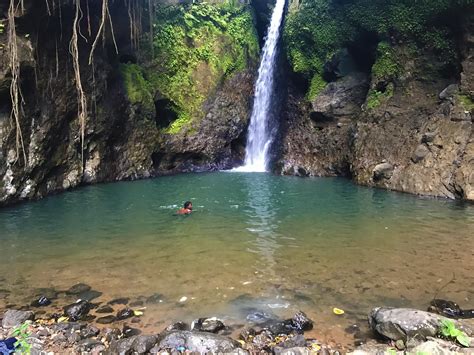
left=1, top=283, right=474, bottom=354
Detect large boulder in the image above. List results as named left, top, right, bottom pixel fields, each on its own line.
left=2, top=310, right=34, bottom=328
left=156, top=330, right=243, bottom=353
left=369, top=308, right=474, bottom=342
left=311, top=72, right=369, bottom=119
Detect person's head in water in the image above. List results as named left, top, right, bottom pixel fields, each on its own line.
left=177, top=201, right=193, bottom=215
left=184, top=201, right=192, bottom=210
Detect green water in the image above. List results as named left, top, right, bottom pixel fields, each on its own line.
left=1, top=172, right=473, bottom=344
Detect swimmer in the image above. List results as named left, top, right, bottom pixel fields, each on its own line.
left=176, top=201, right=193, bottom=215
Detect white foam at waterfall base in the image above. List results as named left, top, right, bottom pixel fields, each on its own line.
left=233, top=0, right=286, bottom=173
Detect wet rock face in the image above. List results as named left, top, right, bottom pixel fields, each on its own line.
left=281, top=32, right=474, bottom=201
left=153, top=69, right=256, bottom=174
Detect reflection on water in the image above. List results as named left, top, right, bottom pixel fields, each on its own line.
left=243, top=173, right=280, bottom=281
left=0, top=173, right=473, bottom=346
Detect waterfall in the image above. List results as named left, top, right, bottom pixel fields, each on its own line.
left=235, top=0, right=286, bottom=172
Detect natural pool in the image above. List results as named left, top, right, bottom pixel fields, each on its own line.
left=1, top=172, right=473, bottom=348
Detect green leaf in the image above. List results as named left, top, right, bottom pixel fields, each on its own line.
left=457, top=333, right=470, bottom=347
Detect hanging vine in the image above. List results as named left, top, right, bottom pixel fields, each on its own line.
left=69, top=0, right=88, bottom=170
left=7, top=0, right=27, bottom=166
left=89, top=0, right=118, bottom=65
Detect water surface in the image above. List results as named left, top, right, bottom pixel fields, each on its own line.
left=1, top=173, right=473, bottom=347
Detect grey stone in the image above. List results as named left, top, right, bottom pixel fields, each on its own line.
left=412, top=144, right=430, bottom=163
left=131, top=335, right=158, bottom=354
left=312, top=72, right=369, bottom=118
left=274, top=347, right=310, bottom=355
left=373, top=163, right=394, bottom=181
left=2, top=309, right=34, bottom=328
left=191, top=317, right=226, bottom=333
left=422, top=132, right=437, bottom=143
left=369, top=307, right=473, bottom=343
left=439, top=84, right=459, bottom=100
left=109, top=336, right=136, bottom=355
left=157, top=330, right=242, bottom=353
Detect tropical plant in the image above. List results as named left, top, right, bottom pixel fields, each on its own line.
left=11, top=322, right=32, bottom=354
left=439, top=319, right=470, bottom=347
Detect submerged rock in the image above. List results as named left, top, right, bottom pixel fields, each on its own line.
left=96, top=315, right=116, bottom=324
left=64, top=300, right=91, bottom=321
left=157, top=330, right=242, bottom=353
left=2, top=310, right=34, bottom=328
left=66, top=283, right=92, bottom=295
left=77, top=290, right=102, bottom=301
left=291, top=311, right=313, bottom=332
left=108, top=297, right=130, bottom=305
left=31, top=296, right=52, bottom=307
left=116, top=308, right=134, bottom=320
left=96, top=305, right=114, bottom=314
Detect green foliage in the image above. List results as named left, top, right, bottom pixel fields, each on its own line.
left=12, top=322, right=32, bottom=354
left=307, top=74, right=326, bottom=100
left=372, top=42, right=400, bottom=82
left=366, top=83, right=394, bottom=110
left=149, top=2, right=259, bottom=134
left=284, top=0, right=472, bottom=98
left=458, top=94, right=474, bottom=111
left=439, top=319, right=470, bottom=347
left=119, top=63, right=154, bottom=109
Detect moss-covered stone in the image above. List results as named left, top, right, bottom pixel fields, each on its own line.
left=119, top=63, right=154, bottom=110
left=307, top=74, right=327, bottom=101
left=458, top=94, right=474, bottom=111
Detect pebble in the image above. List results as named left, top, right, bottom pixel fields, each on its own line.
left=179, top=297, right=187, bottom=303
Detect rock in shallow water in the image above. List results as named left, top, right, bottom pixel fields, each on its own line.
left=63, top=300, right=91, bottom=321
left=191, top=317, right=226, bottom=333
left=96, top=305, right=114, bottom=314
left=96, top=315, right=116, bottom=324
left=31, top=296, right=51, bottom=307
left=66, top=283, right=91, bottom=295
left=116, top=308, right=134, bottom=320
left=2, top=310, right=34, bottom=328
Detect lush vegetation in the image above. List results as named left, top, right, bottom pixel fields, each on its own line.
left=121, top=2, right=259, bottom=134
left=284, top=0, right=472, bottom=99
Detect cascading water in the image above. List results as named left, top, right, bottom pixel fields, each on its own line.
left=235, top=0, right=286, bottom=172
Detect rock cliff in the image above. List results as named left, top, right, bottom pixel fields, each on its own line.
left=280, top=1, right=473, bottom=201
left=0, top=0, right=258, bottom=206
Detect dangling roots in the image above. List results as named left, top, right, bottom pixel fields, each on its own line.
left=69, top=0, right=88, bottom=170
left=7, top=0, right=27, bottom=165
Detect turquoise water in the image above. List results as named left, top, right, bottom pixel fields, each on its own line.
left=1, top=173, right=473, bottom=345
